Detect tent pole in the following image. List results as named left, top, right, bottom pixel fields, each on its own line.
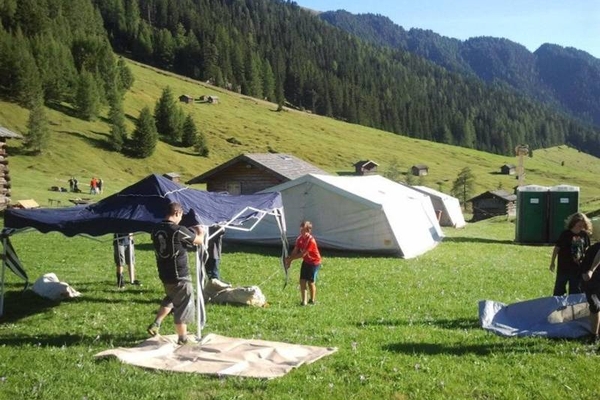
left=195, top=228, right=208, bottom=340
left=195, top=248, right=202, bottom=339
left=0, top=237, right=7, bottom=317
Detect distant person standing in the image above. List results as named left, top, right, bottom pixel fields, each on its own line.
left=90, top=177, right=98, bottom=194
left=549, top=212, right=592, bottom=296
left=98, top=178, right=103, bottom=194
left=205, top=226, right=224, bottom=281
left=147, top=202, right=204, bottom=345
left=113, top=233, right=139, bottom=288
left=68, top=177, right=75, bottom=192
left=284, top=220, right=322, bottom=306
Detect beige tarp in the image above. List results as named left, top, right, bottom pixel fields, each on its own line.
left=95, top=333, right=337, bottom=379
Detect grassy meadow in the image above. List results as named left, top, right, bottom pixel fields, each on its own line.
left=0, top=218, right=599, bottom=399
left=1, top=58, right=600, bottom=399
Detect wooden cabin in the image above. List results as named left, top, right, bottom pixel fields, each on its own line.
left=468, top=190, right=517, bottom=221
left=500, top=164, right=516, bottom=175
left=411, top=164, right=429, bottom=176
left=0, top=126, right=23, bottom=210
left=353, top=160, right=378, bottom=176
left=186, top=153, right=330, bottom=194
left=179, top=94, right=194, bottom=104
left=163, top=172, right=181, bottom=183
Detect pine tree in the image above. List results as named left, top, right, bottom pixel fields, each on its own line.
left=181, top=114, right=197, bottom=147
left=24, top=95, right=50, bottom=154
left=404, top=169, right=415, bottom=186
left=129, top=106, right=157, bottom=158
left=154, top=86, right=183, bottom=144
left=451, top=167, right=476, bottom=210
left=109, top=94, right=128, bottom=152
left=193, top=129, right=209, bottom=157
left=75, top=68, right=101, bottom=121
left=383, top=157, right=402, bottom=182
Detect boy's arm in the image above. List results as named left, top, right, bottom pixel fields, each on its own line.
left=583, top=249, right=600, bottom=281
left=549, top=246, right=559, bottom=272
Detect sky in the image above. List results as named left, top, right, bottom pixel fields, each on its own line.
left=294, top=0, right=600, bottom=59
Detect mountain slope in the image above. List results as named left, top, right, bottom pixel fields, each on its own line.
left=319, top=10, right=600, bottom=126
left=2, top=59, right=600, bottom=213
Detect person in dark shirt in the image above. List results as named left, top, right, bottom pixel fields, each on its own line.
left=549, top=212, right=591, bottom=296
left=147, top=202, right=204, bottom=345
left=581, top=242, right=600, bottom=343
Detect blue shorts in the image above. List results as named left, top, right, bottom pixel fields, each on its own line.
left=300, top=262, right=321, bottom=282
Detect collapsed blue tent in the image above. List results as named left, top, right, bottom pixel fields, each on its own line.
left=4, top=173, right=284, bottom=236
left=1, top=174, right=289, bottom=334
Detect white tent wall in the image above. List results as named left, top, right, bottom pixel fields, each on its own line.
left=383, top=194, right=444, bottom=258
left=226, top=174, right=444, bottom=258
left=409, top=185, right=466, bottom=228
left=279, top=180, right=399, bottom=253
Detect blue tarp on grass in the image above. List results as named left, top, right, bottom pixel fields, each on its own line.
left=479, top=294, right=591, bottom=338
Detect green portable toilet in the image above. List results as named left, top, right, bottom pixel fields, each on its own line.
left=515, top=185, right=549, bottom=244
left=548, top=185, right=580, bottom=244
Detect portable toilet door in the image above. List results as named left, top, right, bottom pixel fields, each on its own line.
left=515, top=185, right=549, bottom=244
left=548, top=185, right=580, bottom=243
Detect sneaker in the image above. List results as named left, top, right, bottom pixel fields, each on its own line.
left=300, top=301, right=307, bottom=306
left=131, top=280, right=142, bottom=286
left=177, top=335, right=199, bottom=345
left=117, top=275, right=124, bottom=288
left=147, top=322, right=160, bottom=336
left=308, top=299, right=317, bottom=305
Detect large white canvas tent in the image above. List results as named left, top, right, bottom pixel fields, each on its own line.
left=407, top=185, right=466, bottom=228
left=226, top=174, right=444, bottom=258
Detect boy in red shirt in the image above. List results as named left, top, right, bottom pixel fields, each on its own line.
left=284, top=221, right=322, bottom=305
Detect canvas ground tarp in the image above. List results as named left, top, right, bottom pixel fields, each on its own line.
left=408, top=185, right=466, bottom=228
left=226, top=174, right=444, bottom=258
left=95, top=333, right=338, bottom=379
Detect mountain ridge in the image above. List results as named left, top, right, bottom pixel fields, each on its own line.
left=319, top=10, right=600, bottom=126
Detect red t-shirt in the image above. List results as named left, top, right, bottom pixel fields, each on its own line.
left=295, top=233, right=321, bottom=265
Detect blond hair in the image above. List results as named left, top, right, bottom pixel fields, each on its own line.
left=300, top=220, right=313, bottom=232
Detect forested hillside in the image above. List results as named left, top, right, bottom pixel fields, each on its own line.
left=319, top=10, right=600, bottom=128
left=1, top=0, right=599, bottom=159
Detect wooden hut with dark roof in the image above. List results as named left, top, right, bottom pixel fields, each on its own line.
left=0, top=126, right=23, bottom=210
left=468, top=189, right=517, bottom=221
left=186, top=153, right=330, bottom=195
left=353, top=160, right=378, bottom=176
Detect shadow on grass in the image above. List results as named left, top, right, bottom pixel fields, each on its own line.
left=382, top=341, right=547, bottom=356
left=0, top=283, right=159, bottom=323
left=356, top=317, right=480, bottom=330
left=442, top=237, right=515, bottom=245
left=0, top=332, right=142, bottom=348
left=61, top=130, right=108, bottom=150
left=0, top=289, right=60, bottom=323
left=222, top=241, right=401, bottom=259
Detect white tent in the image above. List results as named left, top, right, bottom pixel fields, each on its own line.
left=407, top=185, right=466, bottom=228
left=226, top=174, right=444, bottom=258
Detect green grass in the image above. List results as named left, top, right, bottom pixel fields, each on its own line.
left=0, top=219, right=599, bottom=399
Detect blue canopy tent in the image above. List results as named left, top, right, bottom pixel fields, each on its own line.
left=1, top=174, right=288, bottom=337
